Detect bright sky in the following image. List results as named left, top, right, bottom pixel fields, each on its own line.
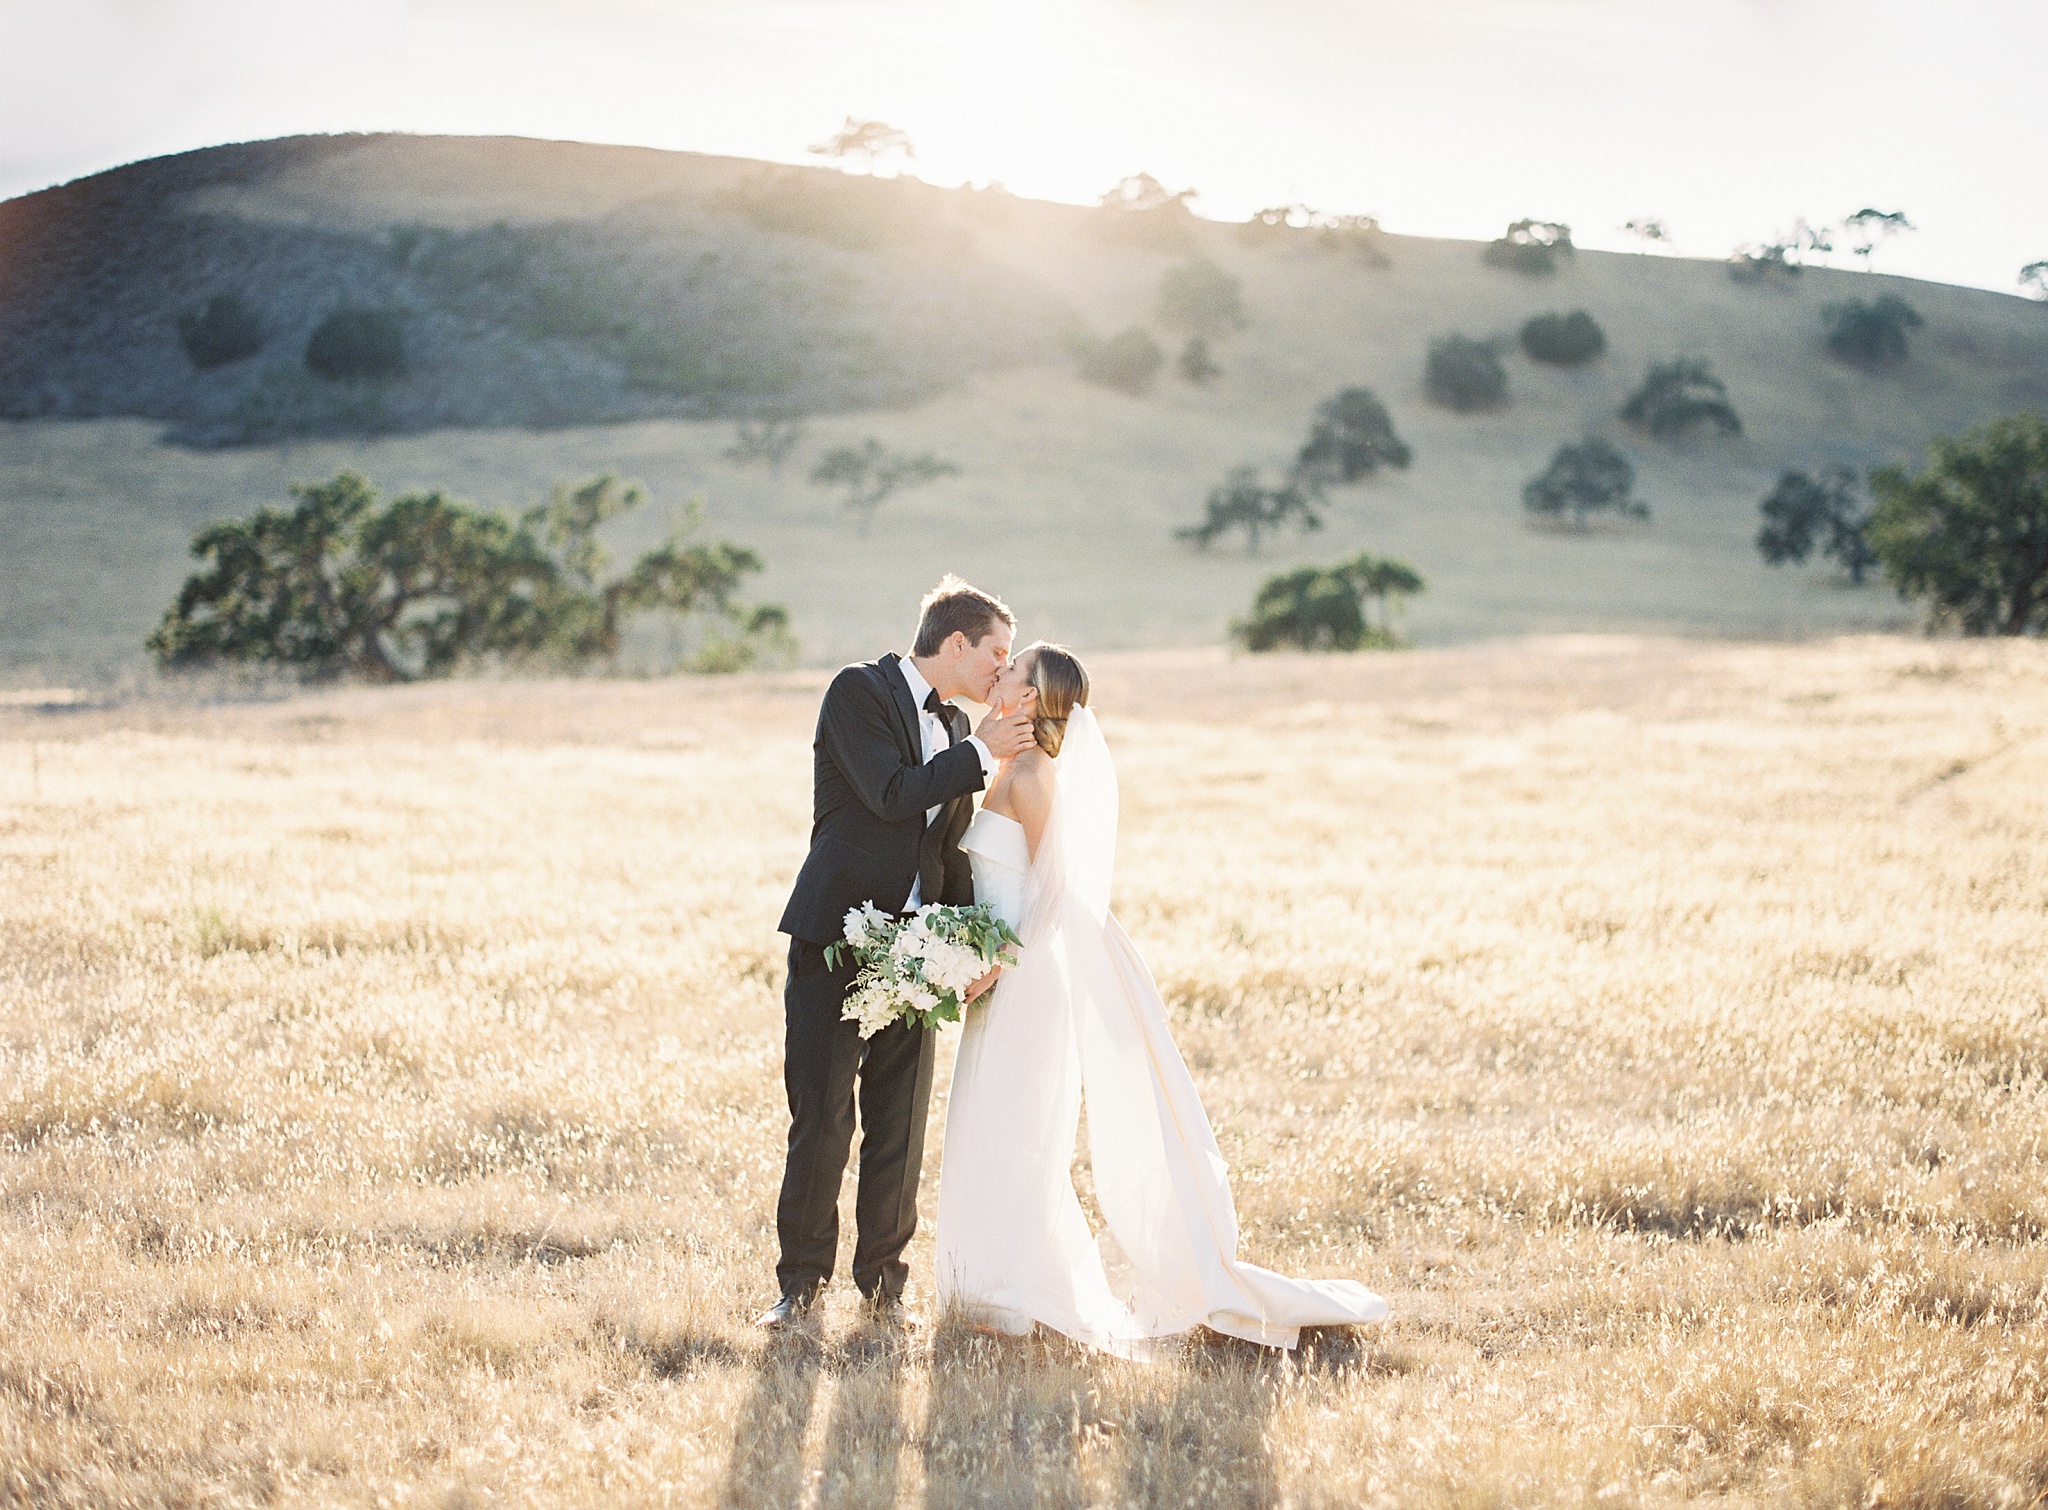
left=4, top=0, right=2044, bottom=294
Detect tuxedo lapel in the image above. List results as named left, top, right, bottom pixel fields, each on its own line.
left=875, top=653, right=922, bottom=763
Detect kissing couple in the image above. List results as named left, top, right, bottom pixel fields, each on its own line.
left=761, top=576, right=1388, bottom=1355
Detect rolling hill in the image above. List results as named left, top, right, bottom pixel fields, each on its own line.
left=4, top=133, right=2046, bottom=678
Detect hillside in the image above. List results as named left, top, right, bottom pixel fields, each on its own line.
left=4, top=133, right=2047, bottom=676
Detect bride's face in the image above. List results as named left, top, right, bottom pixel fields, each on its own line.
left=988, top=650, right=1038, bottom=717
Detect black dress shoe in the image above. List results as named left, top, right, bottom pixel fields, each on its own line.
left=859, top=1290, right=914, bottom=1327
left=755, top=1290, right=820, bottom=1329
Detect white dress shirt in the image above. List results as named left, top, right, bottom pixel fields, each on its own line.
left=898, top=657, right=996, bottom=909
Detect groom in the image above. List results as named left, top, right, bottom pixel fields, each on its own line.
left=760, top=577, right=1035, bottom=1327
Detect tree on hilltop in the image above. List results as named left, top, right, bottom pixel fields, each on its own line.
left=1519, top=310, right=1606, bottom=367
left=1073, top=327, right=1166, bottom=395
left=306, top=308, right=405, bottom=382
left=1341, top=553, right=1426, bottom=638
left=1728, top=219, right=1832, bottom=283
left=2018, top=260, right=2048, bottom=300
left=1823, top=295, right=1923, bottom=365
left=1100, top=173, right=1196, bottom=215
left=1867, top=413, right=2048, bottom=635
left=147, top=473, right=790, bottom=680
left=1157, top=258, right=1247, bottom=342
left=1426, top=335, right=1508, bottom=411
left=1232, top=551, right=1425, bottom=651
left=177, top=294, right=264, bottom=370
left=1841, top=208, right=1914, bottom=268
left=809, top=439, right=960, bottom=532
left=1178, top=466, right=1322, bottom=553
left=808, top=118, right=915, bottom=174
left=1619, top=359, right=1741, bottom=440
left=723, top=419, right=806, bottom=470
left=1239, top=204, right=1388, bottom=263
left=1178, top=337, right=1221, bottom=384
left=1756, top=467, right=1877, bottom=584
left=1295, top=388, right=1411, bottom=485
left=1621, top=217, right=1672, bottom=252
left=1483, top=218, right=1574, bottom=275
left=1098, top=173, right=1198, bottom=249
left=1158, top=257, right=1246, bottom=383
left=1522, top=437, right=1647, bottom=528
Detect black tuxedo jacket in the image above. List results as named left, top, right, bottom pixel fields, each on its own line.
left=777, top=653, right=986, bottom=947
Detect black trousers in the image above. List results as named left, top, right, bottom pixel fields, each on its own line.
left=775, top=935, right=936, bottom=1301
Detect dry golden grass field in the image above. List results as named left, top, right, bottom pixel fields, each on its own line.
left=3, top=635, right=2046, bottom=1508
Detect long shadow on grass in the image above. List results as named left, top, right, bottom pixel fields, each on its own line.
left=1116, top=1330, right=1279, bottom=1510
left=720, top=1326, right=825, bottom=1510
left=817, top=1313, right=913, bottom=1507
left=921, top=1320, right=1093, bottom=1508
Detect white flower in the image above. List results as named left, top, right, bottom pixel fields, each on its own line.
left=917, top=937, right=985, bottom=994
left=843, top=907, right=872, bottom=946
left=842, top=982, right=902, bottom=1039
left=904, top=984, right=938, bottom=1017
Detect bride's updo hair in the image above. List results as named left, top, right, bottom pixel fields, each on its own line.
left=1023, top=643, right=1089, bottom=757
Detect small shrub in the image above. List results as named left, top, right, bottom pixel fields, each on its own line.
left=1075, top=328, right=1166, bottom=396
left=1425, top=335, right=1508, bottom=411
left=176, top=294, right=264, bottom=370
left=1295, top=388, right=1411, bottom=484
left=1157, top=258, right=1248, bottom=342
left=1619, top=358, right=1741, bottom=440
left=305, top=309, right=406, bottom=382
left=1822, top=296, right=1923, bottom=364
left=1523, top=437, right=1647, bottom=527
left=1483, top=219, right=1574, bottom=276
left=1519, top=310, right=1606, bottom=367
left=1178, top=337, right=1221, bottom=384
left=1178, top=466, right=1322, bottom=552
left=1233, top=552, right=1423, bottom=651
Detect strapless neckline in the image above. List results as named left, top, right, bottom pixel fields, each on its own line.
left=962, top=807, right=1030, bottom=879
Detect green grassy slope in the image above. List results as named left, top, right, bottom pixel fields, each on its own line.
left=4, top=134, right=2045, bottom=678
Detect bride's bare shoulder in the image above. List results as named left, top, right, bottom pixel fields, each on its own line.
left=1006, top=751, right=1055, bottom=815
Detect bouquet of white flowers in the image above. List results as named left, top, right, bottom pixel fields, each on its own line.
left=826, top=901, right=1023, bottom=1039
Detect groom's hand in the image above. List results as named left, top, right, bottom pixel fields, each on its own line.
left=975, top=708, right=1035, bottom=761
left=963, top=967, right=1002, bottom=1003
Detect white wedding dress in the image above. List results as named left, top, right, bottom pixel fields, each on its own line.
left=934, top=707, right=1388, bottom=1355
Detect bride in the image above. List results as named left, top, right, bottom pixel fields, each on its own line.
left=934, top=643, right=1388, bottom=1354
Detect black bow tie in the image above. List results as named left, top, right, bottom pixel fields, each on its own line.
left=923, top=690, right=946, bottom=716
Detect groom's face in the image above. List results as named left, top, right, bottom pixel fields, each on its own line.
left=955, top=623, right=1014, bottom=703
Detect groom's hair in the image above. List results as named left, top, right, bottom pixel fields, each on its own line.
left=912, top=576, right=1015, bottom=657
